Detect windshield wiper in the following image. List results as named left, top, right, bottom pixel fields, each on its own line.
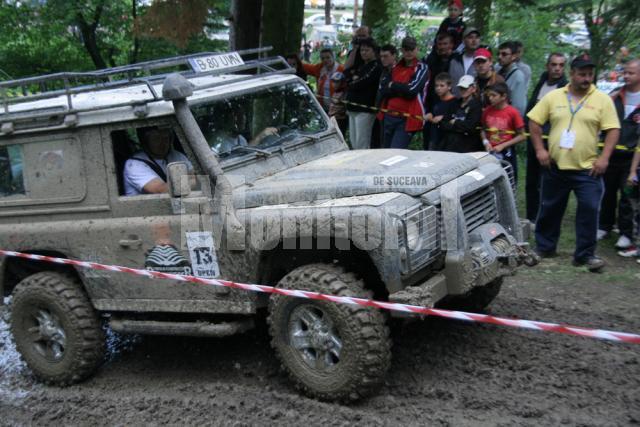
left=232, top=145, right=271, bottom=157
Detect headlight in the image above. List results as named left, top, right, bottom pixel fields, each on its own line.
left=406, top=216, right=422, bottom=251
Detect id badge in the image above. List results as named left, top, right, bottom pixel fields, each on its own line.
left=559, top=130, right=576, bottom=149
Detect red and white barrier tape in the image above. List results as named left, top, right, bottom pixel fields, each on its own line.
left=1, top=249, right=639, bottom=345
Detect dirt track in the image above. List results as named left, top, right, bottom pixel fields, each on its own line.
left=1, top=247, right=639, bottom=426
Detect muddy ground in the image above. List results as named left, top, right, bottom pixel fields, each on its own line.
left=1, top=243, right=639, bottom=426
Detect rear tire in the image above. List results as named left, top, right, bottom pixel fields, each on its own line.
left=268, top=263, right=391, bottom=401
left=10, top=272, right=105, bottom=385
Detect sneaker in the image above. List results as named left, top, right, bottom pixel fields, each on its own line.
left=596, top=229, right=608, bottom=240
left=534, top=248, right=557, bottom=258
left=615, top=235, right=633, bottom=249
left=572, top=256, right=605, bottom=272
left=618, top=246, right=639, bottom=257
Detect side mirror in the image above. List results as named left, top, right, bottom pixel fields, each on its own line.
left=167, top=161, right=191, bottom=198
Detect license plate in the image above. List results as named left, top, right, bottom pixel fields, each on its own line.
left=188, top=52, right=244, bottom=73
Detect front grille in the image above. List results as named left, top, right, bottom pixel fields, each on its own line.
left=401, top=205, right=440, bottom=270
left=461, top=185, right=499, bottom=232
left=501, top=160, right=516, bottom=194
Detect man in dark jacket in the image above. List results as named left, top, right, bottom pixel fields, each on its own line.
left=373, top=44, right=397, bottom=149
left=473, top=48, right=505, bottom=105
left=449, top=27, right=481, bottom=96
left=524, top=53, right=567, bottom=221
left=422, top=32, right=455, bottom=149
left=600, top=59, right=640, bottom=251
left=438, top=75, right=483, bottom=153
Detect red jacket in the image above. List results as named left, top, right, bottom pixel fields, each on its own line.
left=378, top=58, right=428, bottom=132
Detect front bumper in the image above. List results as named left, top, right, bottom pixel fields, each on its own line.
left=389, top=223, right=538, bottom=308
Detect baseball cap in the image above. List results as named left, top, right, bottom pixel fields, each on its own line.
left=463, top=27, right=480, bottom=38
left=571, top=53, right=595, bottom=69
left=457, top=75, right=476, bottom=88
left=473, top=47, right=492, bottom=62
left=401, top=36, right=417, bottom=50
left=448, top=0, right=463, bottom=8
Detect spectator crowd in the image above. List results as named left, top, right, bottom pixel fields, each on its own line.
left=288, top=0, right=640, bottom=271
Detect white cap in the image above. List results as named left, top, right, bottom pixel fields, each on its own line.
left=457, top=75, right=476, bottom=89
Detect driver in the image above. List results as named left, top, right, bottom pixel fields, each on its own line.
left=123, top=127, right=193, bottom=196
left=210, top=105, right=279, bottom=154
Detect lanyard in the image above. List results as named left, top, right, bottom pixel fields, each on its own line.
left=566, top=91, right=591, bottom=131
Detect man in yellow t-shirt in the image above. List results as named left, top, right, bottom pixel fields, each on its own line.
left=528, top=54, right=620, bottom=272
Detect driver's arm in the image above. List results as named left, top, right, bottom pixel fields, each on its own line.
left=142, top=178, right=169, bottom=194
left=249, top=127, right=279, bottom=145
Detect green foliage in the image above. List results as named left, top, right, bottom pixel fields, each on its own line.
left=0, top=2, right=93, bottom=78
left=362, top=0, right=404, bottom=44
left=546, top=0, right=640, bottom=71
left=0, top=0, right=231, bottom=78
left=487, top=0, right=572, bottom=86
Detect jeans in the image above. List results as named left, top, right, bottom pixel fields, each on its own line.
left=525, top=139, right=542, bottom=221
left=535, top=166, right=604, bottom=262
left=599, top=156, right=634, bottom=238
left=347, top=111, right=376, bottom=150
left=382, top=114, right=414, bottom=149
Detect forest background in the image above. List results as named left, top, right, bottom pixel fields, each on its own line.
left=0, top=0, right=639, bottom=84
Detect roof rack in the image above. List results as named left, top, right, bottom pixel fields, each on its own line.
left=0, top=47, right=294, bottom=131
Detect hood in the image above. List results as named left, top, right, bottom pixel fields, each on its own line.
left=236, top=149, right=479, bottom=208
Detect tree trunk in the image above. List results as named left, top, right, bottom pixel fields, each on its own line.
left=130, top=0, right=139, bottom=64
left=325, top=0, right=332, bottom=24
left=261, top=0, right=305, bottom=57
left=362, top=0, right=392, bottom=42
left=230, top=0, right=263, bottom=51
left=75, top=2, right=107, bottom=70
left=77, top=21, right=107, bottom=69
left=583, top=3, right=604, bottom=72
left=353, top=0, right=359, bottom=24
left=472, top=0, right=492, bottom=36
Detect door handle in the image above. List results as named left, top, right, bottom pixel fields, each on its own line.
left=119, top=237, right=142, bottom=248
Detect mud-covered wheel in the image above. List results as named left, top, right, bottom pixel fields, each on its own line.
left=441, top=278, right=503, bottom=312
left=10, top=271, right=105, bottom=385
left=268, top=263, right=391, bottom=402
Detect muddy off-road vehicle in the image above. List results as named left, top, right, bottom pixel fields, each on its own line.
left=0, top=50, right=535, bottom=401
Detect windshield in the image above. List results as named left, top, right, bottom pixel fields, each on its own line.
left=191, top=82, right=328, bottom=158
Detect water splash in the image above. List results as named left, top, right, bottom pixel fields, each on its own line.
left=104, top=321, right=142, bottom=363
left=0, top=296, right=30, bottom=402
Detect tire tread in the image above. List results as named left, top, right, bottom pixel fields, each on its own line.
left=268, top=263, right=391, bottom=402
left=10, top=271, right=105, bottom=386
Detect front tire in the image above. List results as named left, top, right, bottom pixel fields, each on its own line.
left=10, top=272, right=105, bottom=385
left=439, top=278, right=503, bottom=312
left=268, top=263, right=391, bottom=401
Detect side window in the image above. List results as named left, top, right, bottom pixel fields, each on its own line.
left=110, top=125, right=191, bottom=196
left=0, top=144, right=25, bottom=198
left=0, top=137, right=85, bottom=205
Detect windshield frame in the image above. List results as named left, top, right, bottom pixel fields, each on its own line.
left=188, top=77, right=332, bottom=164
